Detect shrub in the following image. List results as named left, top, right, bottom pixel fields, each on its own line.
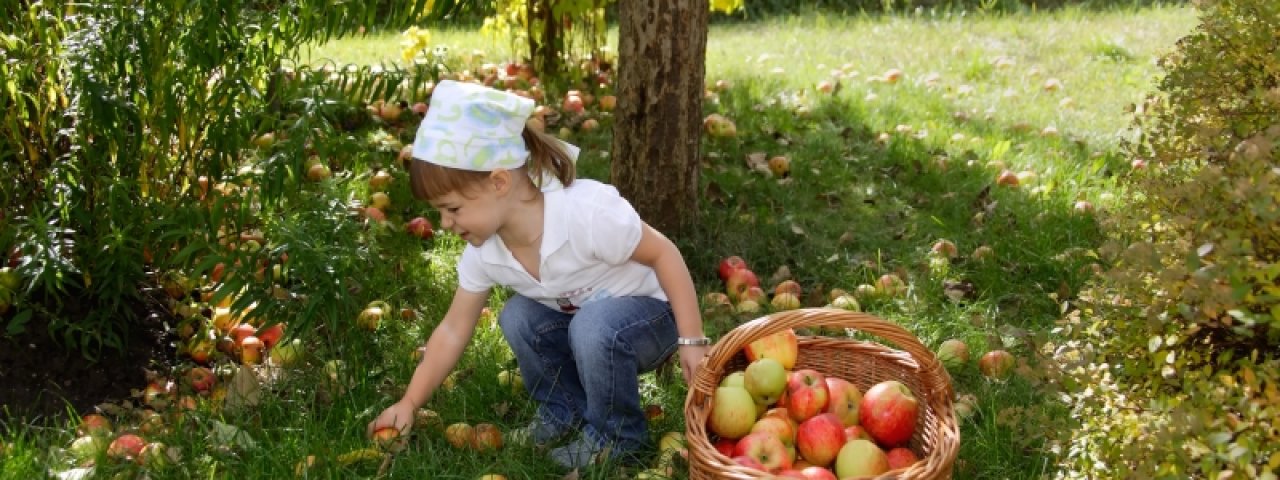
left=1056, top=0, right=1280, bottom=477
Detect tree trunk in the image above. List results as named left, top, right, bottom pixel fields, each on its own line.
left=611, top=0, right=708, bottom=236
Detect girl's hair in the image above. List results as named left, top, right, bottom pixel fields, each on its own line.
left=409, top=127, right=576, bottom=201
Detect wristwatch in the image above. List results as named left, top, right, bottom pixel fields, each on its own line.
left=676, top=336, right=712, bottom=346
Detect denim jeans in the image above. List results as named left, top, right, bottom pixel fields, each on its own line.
left=498, top=294, right=678, bottom=455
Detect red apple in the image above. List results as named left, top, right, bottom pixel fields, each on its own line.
left=876, top=274, right=906, bottom=296
left=230, top=323, right=257, bottom=346
left=725, top=268, right=760, bottom=302
left=834, top=439, right=889, bottom=478
left=858, top=381, right=919, bottom=447
left=744, top=328, right=799, bottom=370
left=371, top=427, right=405, bottom=452
left=597, top=95, right=617, bottom=111
left=996, top=169, right=1019, bottom=186
left=143, top=381, right=174, bottom=408
left=844, top=425, right=871, bottom=442
left=741, top=286, right=767, bottom=304
left=107, top=434, right=146, bottom=462
left=472, top=423, right=504, bottom=451
left=240, top=336, right=263, bottom=365
left=79, top=414, right=113, bottom=436
left=980, top=350, right=1015, bottom=379
left=797, top=466, right=839, bottom=480
left=710, top=386, right=758, bottom=440
left=257, top=322, right=285, bottom=349
left=732, top=455, right=767, bottom=471
left=931, top=239, right=958, bottom=259
left=771, top=292, right=802, bottom=311
left=188, top=367, right=215, bottom=393
left=750, top=415, right=797, bottom=448
left=714, top=437, right=737, bottom=457
left=718, top=256, right=750, bottom=281
left=796, top=413, right=845, bottom=467
left=733, top=432, right=792, bottom=472
left=823, top=377, right=862, bottom=426
left=562, top=95, right=585, bottom=114
left=786, top=370, right=830, bottom=423
left=886, top=447, right=920, bottom=470
left=580, top=118, right=599, bottom=131
left=406, top=216, right=434, bottom=240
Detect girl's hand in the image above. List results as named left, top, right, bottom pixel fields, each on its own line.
left=367, top=400, right=416, bottom=437
left=678, top=345, right=710, bottom=387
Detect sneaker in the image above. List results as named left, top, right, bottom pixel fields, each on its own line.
left=508, top=418, right=572, bottom=448
left=549, top=436, right=606, bottom=469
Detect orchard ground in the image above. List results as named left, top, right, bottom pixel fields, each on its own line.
left=0, top=6, right=1195, bottom=479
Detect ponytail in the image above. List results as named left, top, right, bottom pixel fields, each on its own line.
left=522, top=128, right=576, bottom=190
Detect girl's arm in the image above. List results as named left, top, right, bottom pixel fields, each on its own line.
left=630, top=222, right=708, bottom=384
left=368, top=287, right=489, bottom=434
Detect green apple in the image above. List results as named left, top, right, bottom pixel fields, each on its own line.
left=834, top=439, right=889, bottom=478
left=271, top=338, right=304, bottom=367
left=720, top=371, right=746, bottom=388
left=744, top=358, right=787, bottom=405
left=709, top=386, right=758, bottom=440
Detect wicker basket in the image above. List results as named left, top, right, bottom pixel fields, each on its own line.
left=684, top=308, right=960, bottom=479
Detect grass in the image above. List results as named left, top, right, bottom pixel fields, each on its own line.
left=1, top=5, right=1196, bottom=480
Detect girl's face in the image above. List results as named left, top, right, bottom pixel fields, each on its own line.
left=429, top=183, right=504, bottom=247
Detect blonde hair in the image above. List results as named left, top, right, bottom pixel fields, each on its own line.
left=409, top=128, right=576, bottom=201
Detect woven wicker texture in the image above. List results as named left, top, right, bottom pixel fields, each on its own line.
left=684, top=308, right=960, bottom=479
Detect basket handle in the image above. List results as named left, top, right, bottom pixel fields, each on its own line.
left=690, top=308, right=953, bottom=402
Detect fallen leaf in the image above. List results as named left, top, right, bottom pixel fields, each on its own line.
left=225, top=365, right=262, bottom=411
left=768, top=265, right=793, bottom=286
left=209, top=420, right=258, bottom=449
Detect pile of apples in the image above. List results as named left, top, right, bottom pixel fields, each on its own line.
left=706, top=328, right=923, bottom=478
left=710, top=256, right=901, bottom=317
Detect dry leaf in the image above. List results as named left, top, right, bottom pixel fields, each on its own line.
left=561, top=468, right=580, bottom=480
left=768, top=265, right=793, bottom=285
left=790, top=223, right=807, bottom=236
left=225, top=365, right=262, bottom=411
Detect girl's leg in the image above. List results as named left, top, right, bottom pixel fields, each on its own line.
left=552, top=296, right=677, bottom=466
left=498, top=295, right=583, bottom=441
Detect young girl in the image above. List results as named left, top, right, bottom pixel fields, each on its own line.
left=367, top=80, right=710, bottom=469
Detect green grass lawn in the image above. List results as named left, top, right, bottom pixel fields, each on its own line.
left=2, top=6, right=1196, bottom=479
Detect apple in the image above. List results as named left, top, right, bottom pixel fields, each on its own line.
left=859, top=381, right=919, bottom=447
left=1074, top=200, right=1095, bottom=213
left=796, top=466, right=839, bottom=480
left=580, top=118, right=599, bottom=131
left=230, top=323, right=257, bottom=346
left=358, top=305, right=384, bottom=331
left=257, top=322, right=284, bottom=349
left=79, top=414, right=113, bottom=436
left=844, top=425, right=871, bottom=442
left=937, top=339, right=970, bottom=369
left=415, top=409, right=444, bottom=431
left=786, top=370, right=829, bottom=423
left=68, top=435, right=107, bottom=462
left=830, top=295, right=860, bottom=311
left=750, top=415, right=797, bottom=448
left=364, top=206, right=387, bottom=223
left=834, top=439, right=889, bottom=478
left=406, top=217, right=434, bottom=240
left=597, top=95, right=617, bottom=111
left=703, top=114, right=738, bottom=138
left=720, top=371, right=746, bottom=388
left=876, top=274, right=906, bottom=296
left=472, top=423, right=503, bottom=451
left=771, top=292, right=801, bottom=311
left=137, top=442, right=170, bottom=468
left=370, top=192, right=391, bottom=210
left=769, top=156, right=792, bottom=178
left=497, top=369, right=525, bottom=393
left=188, top=367, right=215, bottom=392
left=886, top=447, right=920, bottom=470
left=644, top=403, right=665, bottom=421
left=795, top=413, right=844, bottom=468
left=980, top=350, right=1015, bottom=379
left=823, top=377, right=862, bottom=426
left=816, top=80, right=835, bottom=94
left=773, top=280, right=802, bottom=297
left=883, top=68, right=904, bottom=84
left=306, top=163, right=331, bottom=181
left=271, top=338, right=304, bottom=367
left=732, top=455, right=767, bottom=471
left=744, top=328, right=799, bottom=370
left=445, top=423, right=475, bottom=449
left=143, top=381, right=174, bottom=408
left=240, top=336, right=263, bottom=364
left=107, top=434, right=146, bottom=462
left=188, top=337, right=215, bottom=365
left=725, top=268, right=760, bottom=302
left=741, top=286, right=767, bottom=304
left=703, top=292, right=733, bottom=313
left=745, top=358, right=788, bottom=405
left=996, top=169, right=1019, bottom=186
left=369, top=170, right=393, bottom=191
left=718, top=256, right=750, bottom=281
left=562, top=95, right=585, bottom=114
left=734, top=432, right=792, bottom=472
left=658, top=431, right=687, bottom=460
left=954, top=394, right=979, bottom=420
left=931, top=239, right=958, bottom=259
left=971, top=245, right=995, bottom=262
left=714, top=437, right=737, bottom=457
left=372, top=427, right=404, bottom=452
left=736, top=299, right=762, bottom=314
left=709, top=386, right=758, bottom=440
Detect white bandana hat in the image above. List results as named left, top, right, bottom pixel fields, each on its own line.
left=411, top=80, right=578, bottom=191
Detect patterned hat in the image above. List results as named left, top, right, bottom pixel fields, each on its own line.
left=411, top=80, right=578, bottom=190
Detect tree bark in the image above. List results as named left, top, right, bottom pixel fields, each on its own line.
left=611, top=0, right=708, bottom=236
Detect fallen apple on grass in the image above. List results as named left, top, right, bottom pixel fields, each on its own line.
left=445, top=423, right=475, bottom=449
left=936, top=339, right=970, bottom=369
left=471, top=423, right=504, bottom=451
left=980, top=350, right=1016, bottom=379
left=107, top=434, right=146, bottom=462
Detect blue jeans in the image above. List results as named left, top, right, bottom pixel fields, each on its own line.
left=498, top=294, right=678, bottom=454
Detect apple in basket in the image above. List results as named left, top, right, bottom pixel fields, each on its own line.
left=744, top=328, right=799, bottom=370
left=834, top=439, right=890, bottom=478
left=858, top=380, right=919, bottom=447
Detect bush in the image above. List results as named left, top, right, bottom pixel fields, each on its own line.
left=1057, top=0, right=1280, bottom=477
